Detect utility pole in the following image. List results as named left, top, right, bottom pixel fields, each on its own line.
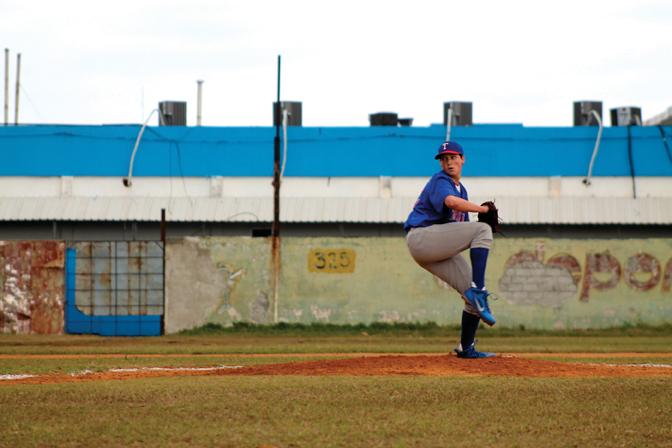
left=3, top=48, right=8, bottom=126
left=271, top=55, right=281, bottom=323
left=196, top=80, right=203, bottom=126
left=14, top=53, right=21, bottom=125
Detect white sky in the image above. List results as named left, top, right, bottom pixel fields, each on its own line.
left=2, top=0, right=671, bottom=127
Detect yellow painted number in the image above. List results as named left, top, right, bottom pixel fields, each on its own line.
left=308, top=249, right=356, bottom=273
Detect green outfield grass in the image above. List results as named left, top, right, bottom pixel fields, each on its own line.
left=1, top=322, right=672, bottom=357
left=1, top=329, right=671, bottom=447
left=1, top=376, right=670, bottom=447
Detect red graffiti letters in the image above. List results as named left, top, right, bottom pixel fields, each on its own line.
left=504, top=244, right=671, bottom=302
left=663, top=259, right=672, bottom=293
left=546, top=253, right=582, bottom=286
left=580, top=252, right=622, bottom=301
left=624, top=253, right=661, bottom=291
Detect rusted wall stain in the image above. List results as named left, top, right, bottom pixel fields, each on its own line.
left=0, top=241, right=65, bottom=334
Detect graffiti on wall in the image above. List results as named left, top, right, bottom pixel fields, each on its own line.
left=0, top=241, right=65, bottom=334
left=164, top=237, right=672, bottom=332
left=499, top=241, right=672, bottom=307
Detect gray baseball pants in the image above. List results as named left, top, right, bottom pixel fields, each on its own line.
left=406, top=222, right=493, bottom=315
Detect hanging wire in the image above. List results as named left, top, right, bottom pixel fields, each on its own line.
left=281, top=108, right=289, bottom=178
left=124, top=108, right=162, bottom=187
left=582, top=110, right=603, bottom=186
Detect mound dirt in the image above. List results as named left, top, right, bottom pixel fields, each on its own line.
left=222, top=354, right=671, bottom=378
left=1, top=354, right=670, bottom=385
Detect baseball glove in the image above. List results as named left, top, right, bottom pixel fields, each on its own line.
left=478, top=201, right=500, bottom=233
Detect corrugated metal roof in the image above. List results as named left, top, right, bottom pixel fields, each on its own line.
left=3, top=125, right=672, bottom=177
left=1, top=197, right=671, bottom=224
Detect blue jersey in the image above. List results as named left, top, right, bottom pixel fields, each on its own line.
left=403, top=170, right=470, bottom=232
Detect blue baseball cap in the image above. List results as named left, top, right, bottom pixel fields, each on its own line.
left=435, top=141, right=464, bottom=159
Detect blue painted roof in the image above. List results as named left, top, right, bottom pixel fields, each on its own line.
left=1, top=124, right=671, bottom=177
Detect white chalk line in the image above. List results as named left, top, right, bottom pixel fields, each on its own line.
left=0, top=374, right=37, bottom=380
left=69, top=369, right=95, bottom=377
left=109, top=366, right=243, bottom=373
left=2, top=363, right=670, bottom=381
left=0, top=365, right=244, bottom=381
left=603, top=363, right=672, bottom=369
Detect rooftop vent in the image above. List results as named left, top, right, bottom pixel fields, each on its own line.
left=610, top=107, right=642, bottom=126
left=158, top=101, right=187, bottom=126
left=443, top=102, right=472, bottom=126
left=369, top=112, right=398, bottom=126
left=273, top=101, right=302, bottom=126
left=573, top=101, right=602, bottom=126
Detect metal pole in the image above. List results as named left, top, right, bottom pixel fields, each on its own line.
left=160, top=208, right=166, bottom=243
left=445, top=107, right=453, bottom=141
left=273, top=57, right=281, bottom=238
left=14, top=53, right=21, bottom=125
left=627, top=125, right=637, bottom=198
left=3, top=48, right=8, bottom=126
left=196, top=80, right=203, bottom=126
left=271, top=55, right=282, bottom=324
left=160, top=208, right=166, bottom=335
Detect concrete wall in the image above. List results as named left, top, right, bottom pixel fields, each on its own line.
left=165, top=236, right=672, bottom=332
left=0, top=241, right=65, bottom=334
left=1, top=236, right=668, bottom=334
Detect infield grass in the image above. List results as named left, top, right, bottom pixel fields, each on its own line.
left=1, top=376, right=670, bottom=447
left=2, top=329, right=671, bottom=447
left=2, top=328, right=672, bottom=375
left=2, top=327, right=672, bottom=356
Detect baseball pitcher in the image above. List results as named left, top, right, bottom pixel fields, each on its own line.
left=404, top=141, right=499, bottom=359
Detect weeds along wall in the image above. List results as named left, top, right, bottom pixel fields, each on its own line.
left=165, top=236, right=672, bottom=332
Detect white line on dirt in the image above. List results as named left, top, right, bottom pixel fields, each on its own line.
left=0, top=374, right=36, bottom=380
left=108, top=366, right=243, bottom=373
left=69, top=369, right=95, bottom=377
left=1, top=365, right=244, bottom=381
left=604, top=363, right=672, bottom=368
left=3, top=362, right=669, bottom=382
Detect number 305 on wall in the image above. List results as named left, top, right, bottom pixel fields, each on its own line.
left=308, top=249, right=356, bottom=273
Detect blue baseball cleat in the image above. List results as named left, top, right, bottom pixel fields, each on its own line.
left=454, top=343, right=496, bottom=359
left=463, top=287, right=496, bottom=326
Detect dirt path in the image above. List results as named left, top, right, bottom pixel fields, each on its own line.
left=1, top=352, right=670, bottom=360
left=1, top=353, right=670, bottom=385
